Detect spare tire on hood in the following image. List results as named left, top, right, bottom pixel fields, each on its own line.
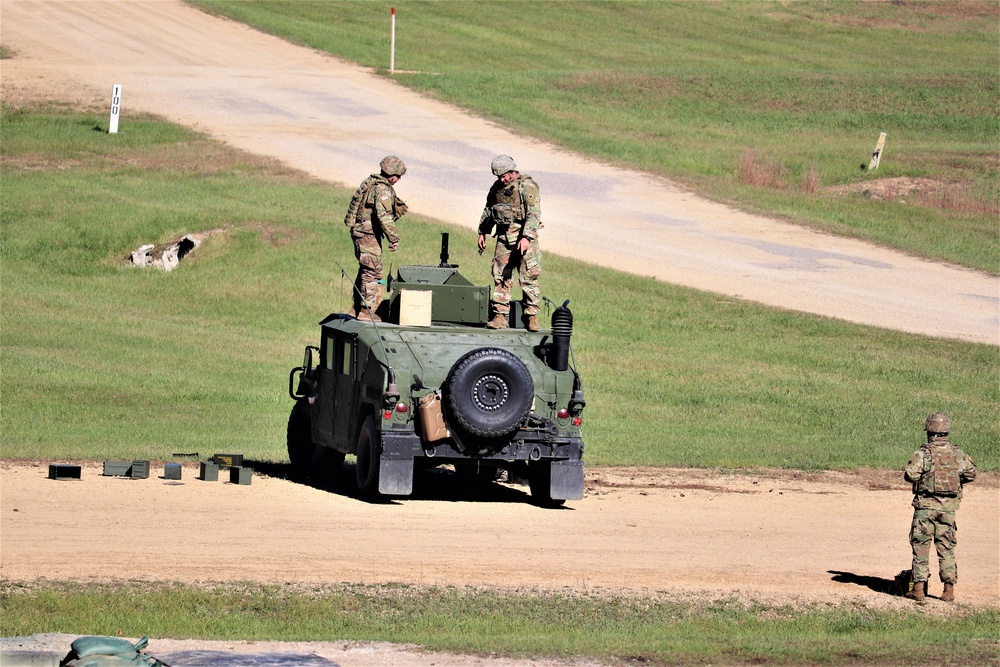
left=444, top=347, right=533, bottom=438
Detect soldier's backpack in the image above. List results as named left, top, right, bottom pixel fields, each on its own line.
left=917, top=443, right=962, bottom=497
left=343, top=175, right=381, bottom=231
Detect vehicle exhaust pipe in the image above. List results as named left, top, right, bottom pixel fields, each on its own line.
left=549, top=300, right=572, bottom=371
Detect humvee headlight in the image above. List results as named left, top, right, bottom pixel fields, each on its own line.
left=395, top=402, right=409, bottom=414
left=557, top=408, right=570, bottom=420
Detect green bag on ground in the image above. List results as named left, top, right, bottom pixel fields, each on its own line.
left=62, top=636, right=167, bottom=667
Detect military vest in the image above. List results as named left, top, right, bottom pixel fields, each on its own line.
left=343, top=174, right=392, bottom=230
left=915, top=442, right=961, bottom=497
left=489, top=175, right=535, bottom=227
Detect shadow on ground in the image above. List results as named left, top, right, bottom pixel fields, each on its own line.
left=828, top=570, right=900, bottom=597
left=244, top=459, right=565, bottom=508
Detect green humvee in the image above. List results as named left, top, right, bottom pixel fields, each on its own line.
left=288, top=234, right=585, bottom=505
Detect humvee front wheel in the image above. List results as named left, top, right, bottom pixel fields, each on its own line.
left=444, top=348, right=533, bottom=438
left=287, top=399, right=313, bottom=477
left=355, top=415, right=381, bottom=497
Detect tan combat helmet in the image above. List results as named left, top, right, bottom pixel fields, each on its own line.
left=380, top=155, right=407, bottom=177
left=491, top=154, right=517, bottom=177
left=925, top=412, right=951, bottom=434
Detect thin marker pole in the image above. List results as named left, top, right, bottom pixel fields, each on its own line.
left=109, top=83, right=122, bottom=134
left=390, top=7, right=396, bottom=74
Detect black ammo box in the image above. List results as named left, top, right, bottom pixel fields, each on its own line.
left=212, top=453, right=243, bottom=469
left=163, top=463, right=182, bottom=480
left=48, top=464, right=82, bottom=480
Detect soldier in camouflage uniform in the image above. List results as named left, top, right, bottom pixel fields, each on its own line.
left=477, top=155, right=543, bottom=332
left=903, top=412, right=977, bottom=602
left=344, top=156, right=408, bottom=321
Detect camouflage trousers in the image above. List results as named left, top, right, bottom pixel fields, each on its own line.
left=490, top=236, right=541, bottom=316
left=352, top=232, right=384, bottom=311
left=909, top=508, right=958, bottom=583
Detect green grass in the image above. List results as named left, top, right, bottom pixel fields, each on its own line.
left=188, top=0, right=1000, bottom=274
left=2, top=106, right=997, bottom=469
left=3, top=581, right=998, bottom=666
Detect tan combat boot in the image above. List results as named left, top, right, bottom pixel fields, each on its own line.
left=940, top=582, right=955, bottom=602
left=905, top=580, right=926, bottom=602
left=356, top=310, right=381, bottom=323
left=526, top=315, right=540, bottom=332
left=486, top=313, right=507, bottom=329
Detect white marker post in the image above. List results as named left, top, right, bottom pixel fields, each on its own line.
left=109, top=83, right=122, bottom=134
left=868, top=132, right=886, bottom=170
left=390, top=7, right=396, bottom=74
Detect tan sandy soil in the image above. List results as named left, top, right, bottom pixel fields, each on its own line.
left=2, top=461, right=998, bottom=664
left=2, top=461, right=997, bottom=605
left=2, top=0, right=997, bottom=345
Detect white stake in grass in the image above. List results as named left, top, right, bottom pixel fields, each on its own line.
left=390, top=7, right=396, bottom=74
left=109, top=83, right=122, bottom=134
left=868, top=132, right=886, bottom=171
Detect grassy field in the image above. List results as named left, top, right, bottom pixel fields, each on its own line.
left=189, top=0, right=1000, bottom=274
left=2, top=106, right=997, bottom=469
left=3, top=581, right=999, bottom=666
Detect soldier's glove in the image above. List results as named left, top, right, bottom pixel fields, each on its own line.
left=394, top=198, right=409, bottom=218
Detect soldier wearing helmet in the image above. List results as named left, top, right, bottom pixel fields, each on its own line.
left=477, top=155, right=543, bottom=331
left=343, top=156, right=408, bottom=321
left=903, top=412, right=977, bottom=602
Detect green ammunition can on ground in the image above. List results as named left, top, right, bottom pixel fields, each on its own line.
left=199, top=461, right=219, bottom=481
left=229, top=466, right=252, bottom=485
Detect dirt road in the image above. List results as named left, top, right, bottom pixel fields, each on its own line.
left=2, top=462, right=998, bottom=607
left=2, top=0, right=997, bottom=344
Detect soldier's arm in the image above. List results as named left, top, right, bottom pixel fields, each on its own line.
left=903, top=450, right=924, bottom=483
left=478, top=206, right=492, bottom=235
left=478, top=185, right=497, bottom=236
left=960, top=452, right=978, bottom=484
left=373, top=184, right=401, bottom=245
left=519, top=179, right=541, bottom=241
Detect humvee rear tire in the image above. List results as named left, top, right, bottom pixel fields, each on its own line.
left=355, top=415, right=381, bottom=497
left=444, top=348, right=533, bottom=438
left=528, top=461, right=566, bottom=507
left=287, top=399, right=313, bottom=477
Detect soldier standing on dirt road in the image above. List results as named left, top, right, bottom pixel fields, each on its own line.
left=477, top=155, right=543, bottom=332
left=344, top=155, right=408, bottom=321
left=903, top=412, right=977, bottom=602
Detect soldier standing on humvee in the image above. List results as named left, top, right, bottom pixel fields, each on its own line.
left=903, top=412, right=977, bottom=602
left=477, top=155, right=542, bottom=332
left=344, top=156, right=408, bottom=321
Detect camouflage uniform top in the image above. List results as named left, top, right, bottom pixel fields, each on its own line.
left=904, top=436, right=977, bottom=512
left=346, top=174, right=403, bottom=245
left=478, top=174, right=541, bottom=243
